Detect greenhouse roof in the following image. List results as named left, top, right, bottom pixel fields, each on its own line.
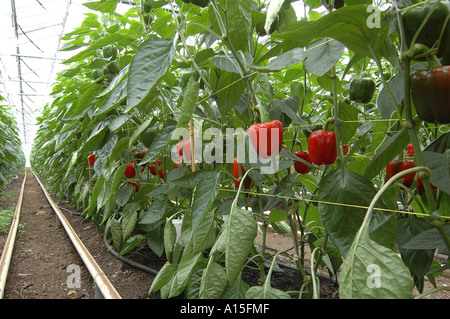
left=0, top=0, right=132, bottom=164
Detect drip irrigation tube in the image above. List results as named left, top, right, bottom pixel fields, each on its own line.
left=103, top=234, right=159, bottom=276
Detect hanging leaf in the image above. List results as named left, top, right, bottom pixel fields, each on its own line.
left=276, top=5, right=390, bottom=60
left=304, top=38, right=345, bottom=76
left=127, top=36, right=177, bottom=112
left=340, top=227, right=414, bottom=299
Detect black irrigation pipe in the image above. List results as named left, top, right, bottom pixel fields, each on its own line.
left=58, top=205, right=338, bottom=288
left=103, top=233, right=160, bottom=276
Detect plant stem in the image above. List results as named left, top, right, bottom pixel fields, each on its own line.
left=402, top=57, right=437, bottom=211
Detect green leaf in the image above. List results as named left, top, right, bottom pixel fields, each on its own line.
left=319, top=167, right=393, bottom=257
left=63, top=32, right=127, bottom=64
left=277, top=5, right=390, bottom=59
left=174, top=77, right=200, bottom=129
left=82, top=0, right=118, bottom=13
left=80, top=125, right=108, bottom=154
left=397, top=216, right=435, bottom=279
left=149, top=262, right=178, bottom=293
left=118, top=234, right=145, bottom=257
left=364, top=126, right=412, bottom=180
left=340, top=227, right=414, bottom=299
left=169, top=244, right=202, bottom=298
left=423, top=150, right=450, bottom=195
left=338, top=101, right=358, bottom=144
left=82, top=175, right=105, bottom=218
left=304, top=38, right=345, bottom=76
left=141, top=120, right=177, bottom=165
left=210, top=71, right=247, bottom=117
left=129, top=117, right=153, bottom=147
left=101, top=164, right=128, bottom=223
left=226, top=0, right=252, bottom=52
left=269, top=209, right=287, bottom=223
left=264, top=0, right=285, bottom=35
left=121, top=202, right=140, bottom=241
left=110, top=217, right=123, bottom=251
left=217, top=206, right=258, bottom=286
left=376, top=71, right=404, bottom=119
left=127, top=36, right=177, bottom=111
left=190, top=172, right=220, bottom=230
left=199, top=262, right=229, bottom=299
left=403, top=224, right=450, bottom=255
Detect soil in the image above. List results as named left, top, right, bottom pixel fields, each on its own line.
left=0, top=170, right=448, bottom=300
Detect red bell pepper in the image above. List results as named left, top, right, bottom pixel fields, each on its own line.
left=307, top=130, right=337, bottom=165
left=386, top=159, right=416, bottom=188
left=249, top=120, right=283, bottom=158
left=293, top=151, right=312, bottom=174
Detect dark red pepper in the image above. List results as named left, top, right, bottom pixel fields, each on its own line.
left=249, top=120, right=283, bottom=158
left=416, top=177, right=436, bottom=195
left=293, top=151, right=312, bottom=174
left=307, top=130, right=337, bottom=165
left=149, top=159, right=164, bottom=179
left=128, top=181, right=140, bottom=193
left=233, top=157, right=254, bottom=189
left=124, top=163, right=136, bottom=179
left=386, top=159, right=416, bottom=188
left=87, top=154, right=96, bottom=167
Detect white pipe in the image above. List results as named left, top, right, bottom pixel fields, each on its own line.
left=0, top=171, right=27, bottom=299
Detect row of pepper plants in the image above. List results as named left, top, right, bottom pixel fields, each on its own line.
left=30, top=0, right=449, bottom=299
left=0, top=90, right=25, bottom=190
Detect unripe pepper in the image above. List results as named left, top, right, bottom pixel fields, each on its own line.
left=349, top=78, right=376, bottom=104
left=249, top=120, right=283, bottom=159
left=307, top=130, right=337, bottom=165
left=401, top=0, right=450, bottom=62
left=293, top=151, right=312, bottom=174
left=410, top=65, right=450, bottom=124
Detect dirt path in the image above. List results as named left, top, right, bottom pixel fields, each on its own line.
left=0, top=171, right=153, bottom=299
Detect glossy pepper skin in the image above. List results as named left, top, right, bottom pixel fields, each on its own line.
left=293, top=151, right=312, bottom=174
left=407, top=144, right=414, bottom=156
left=124, top=163, right=136, bottom=179
left=401, top=0, right=450, bottom=62
left=349, top=78, right=376, bottom=104
left=149, top=159, right=164, bottom=179
left=233, top=158, right=254, bottom=189
left=386, top=159, right=416, bottom=188
left=410, top=65, right=450, bottom=124
left=307, top=130, right=337, bottom=165
left=87, top=154, right=96, bottom=167
left=249, top=120, right=283, bottom=159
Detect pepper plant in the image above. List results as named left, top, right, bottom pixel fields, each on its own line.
left=31, top=0, right=449, bottom=299
left=0, top=90, right=25, bottom=189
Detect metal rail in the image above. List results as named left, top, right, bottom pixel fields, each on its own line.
left=31, top=170, right=122, bottom=299
left=0, top=172, right=27, bottom=299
